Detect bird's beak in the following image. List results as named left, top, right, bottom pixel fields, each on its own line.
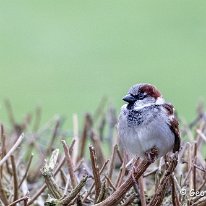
left=122, top=94, right=136, bottom=103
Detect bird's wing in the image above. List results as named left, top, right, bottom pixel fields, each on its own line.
left=162, top=103, right=180, bottom=152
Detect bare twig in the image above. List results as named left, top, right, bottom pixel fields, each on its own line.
left=148, top=154, right=178, bottom=206
left=106, top=144, right=118, bottom=186
left=69, top=139, right=76, bottom=156
left=62, top=140, right=77, bottom=188
left=72, top=113, right=79, bottom=165
left=94, top=158, right=151, bottom=206
left=193, top=142, right=197, bottom=192
left=115, top=164, right=126, bottom=188
left=0, top=124, right=6, bottom=177
left=90, top=130, right=105, bottom=168
left=0, top=176, right=9, bottom=205
left=11, top=155, right=18, bottom=203
left=104, top=175, right=116, bottom=191
left=191, top=196, right=206, bottom=206
left=82, top=159, right=109, bottom=203
left=188, top=142, right=193, bottom=192
left=0, top=133, right=24, bottom=166
left=198, top=178, right=206, bottom=191
left=121, top=193, right=136, bottom=206
left=78, top=113, right=92, bottom=161
left=46, top=119, right=61, bottom=155
left=18, top=153, right=34, bottom=188
left=96, top=181, right=106, bottom=203
left=171, top=176, right=180, bottom=206
left=116, top=147, right=123, bottom=165
left=115, top=153, right=127, bottom=188
left=196, top=129, right=206, bottom=142
left=138, top=176, right=146, bottom=206
left=98, top=115, right=106, bottom=141
left=8, top=196, right=29, bottom=206
left=60, top=176, right=88, bottom=205
left=89, top=145, right=101, bottom=201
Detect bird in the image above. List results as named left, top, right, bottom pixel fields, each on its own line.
left=117, top=83, right=180, bottom=162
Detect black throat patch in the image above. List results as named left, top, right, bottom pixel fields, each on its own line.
left=127, top=105, right=160, bottom=127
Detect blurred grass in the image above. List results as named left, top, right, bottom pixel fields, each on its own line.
left=0, top=1, right=206, bottom=126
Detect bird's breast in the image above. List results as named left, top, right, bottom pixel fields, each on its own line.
left=118, top=105, right=175, bottom=158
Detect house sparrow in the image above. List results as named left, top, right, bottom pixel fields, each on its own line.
left=118, top=83, right=180, bottom=162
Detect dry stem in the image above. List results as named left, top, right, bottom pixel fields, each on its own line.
left=11, top=155, right=19, bottom=204
left=148, top=154, right=178, bottom=206
left=0, top=133, right=24, bottom=166
left=62, top=140, right=77, bottom=188
left=89, top=145, right=101, bottom=202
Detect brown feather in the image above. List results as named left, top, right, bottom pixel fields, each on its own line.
left=163, top=103, right=180, bottom=152
left=140, top=84, right=161, bottom=99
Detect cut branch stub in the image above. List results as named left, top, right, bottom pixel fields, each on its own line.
left=41, top=149, right=62, bottom=199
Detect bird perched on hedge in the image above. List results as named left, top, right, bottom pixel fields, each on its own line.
left=118, top=83, right=180, bottom=162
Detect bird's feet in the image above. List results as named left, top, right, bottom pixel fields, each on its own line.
left=144, top=146, right=159, bottom=163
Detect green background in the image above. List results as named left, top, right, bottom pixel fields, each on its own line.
left=0, top=1, right=206, bottom=127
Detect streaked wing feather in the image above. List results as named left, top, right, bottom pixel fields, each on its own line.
left=163, top=103, right=180, bottom=152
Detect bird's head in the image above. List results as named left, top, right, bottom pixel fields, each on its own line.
left=123, top=83, right=164, bottom=110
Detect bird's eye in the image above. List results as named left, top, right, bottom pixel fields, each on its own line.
left=130, top=93, right=146, bottom=100
left=137, top=92, right=147, bottom=100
